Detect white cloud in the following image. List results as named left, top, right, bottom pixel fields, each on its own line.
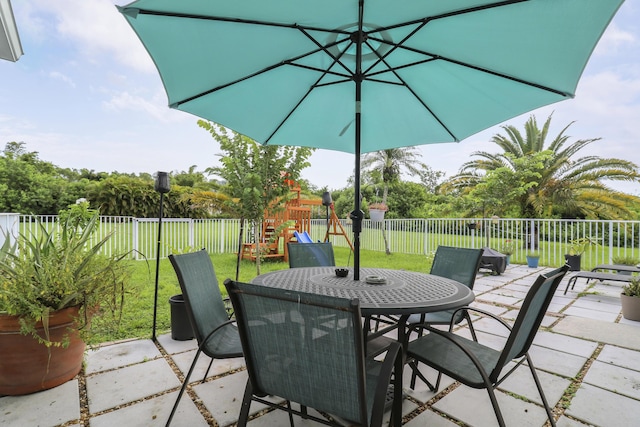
left=20, top=0, right=154, bottom=72
left=49, top=71, right=76, bottom=88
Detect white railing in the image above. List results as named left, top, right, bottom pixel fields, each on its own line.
left=11, top=215, right=640, bottom=269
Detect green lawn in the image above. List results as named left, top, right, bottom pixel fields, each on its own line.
left=94, top=248, right=436, bottom=344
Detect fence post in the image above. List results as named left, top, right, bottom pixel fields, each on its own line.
left=132, top=218, right=139, bottom=260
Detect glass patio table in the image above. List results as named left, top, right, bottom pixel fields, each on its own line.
left=251, top=266, right=475, bottom=347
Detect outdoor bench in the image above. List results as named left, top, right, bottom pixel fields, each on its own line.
left=563, top=271, right=635, bottom=295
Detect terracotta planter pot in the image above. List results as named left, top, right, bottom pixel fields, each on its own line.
left=620, top=293, right=640, bottom=321
left=0, top=306, right=85, bottom=395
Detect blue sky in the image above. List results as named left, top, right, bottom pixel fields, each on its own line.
left=1, top=1, right=639, bottom=196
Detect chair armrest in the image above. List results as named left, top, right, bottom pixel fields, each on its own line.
left=408, top=306, right=513, bottom=335
left=200, top=319, right=237, bottom=351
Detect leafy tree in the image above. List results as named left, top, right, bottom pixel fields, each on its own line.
left=0, top=142, right=68, bottom=214
left=445, top=114, right=640, bottom=219
left=198, top=121, right=314, bottom=275
left=362, top=147, right=443, bottom=253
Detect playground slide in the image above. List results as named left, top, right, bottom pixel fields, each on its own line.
left=292, top=231, right=333, bottom=266
left=294, top=231, right=314, bottom=243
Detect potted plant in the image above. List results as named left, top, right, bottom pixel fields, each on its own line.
left=612, top=255, right=640, bottom=275
left=368, top=202, right=388, bottom=222
left=526, top=251, right=541, bottom=268
left=500, top=240, right=515, bottom=265
left=0, top=202, right=134, bottom=395
left=620, top=278, right=640, bottom=321
left=564, top=237, right=597, bottom=271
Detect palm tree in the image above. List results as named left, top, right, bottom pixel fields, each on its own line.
left=362, top=148, right=432, bottom=254
left=445, top=114, right=640, bottom=219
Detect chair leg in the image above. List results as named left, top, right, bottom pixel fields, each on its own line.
left=237, top=378, right=254, bottom=427
left=202, top=357, right=214, bottom=383
left=527, top=355, right=557, bottom=427
left=408, top=359, right=436, bottom=391
left=486, top=386, right=507, bottom=427
left=166, top=348, right=205, bottom=427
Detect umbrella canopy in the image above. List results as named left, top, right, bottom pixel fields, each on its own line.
left=119, top=0, right=623, bottom=280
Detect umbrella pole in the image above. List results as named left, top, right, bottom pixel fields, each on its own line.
left=351, top=0, right=364, bottom=281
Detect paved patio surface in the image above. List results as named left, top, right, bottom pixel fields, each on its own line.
left=2, top=264, right=640, bottom=426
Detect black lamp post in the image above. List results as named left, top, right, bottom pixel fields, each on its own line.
left=152, top=171, right=170, bottom=341
left=322, top=191, right=332, bottom=241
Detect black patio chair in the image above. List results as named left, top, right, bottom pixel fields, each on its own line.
left=224, top=279, right=403, bottom=427
left=406, top=265, right=569, bottom=427
left=287, top=241, right=336, bottom=268
left=406, top=245, right=483, bottom=389
left=166, top=250, right=243, bottom=427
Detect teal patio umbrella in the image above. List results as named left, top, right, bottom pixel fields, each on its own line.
left=119, top=0, right=623, bottom=280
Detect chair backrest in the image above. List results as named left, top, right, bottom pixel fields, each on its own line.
left=491, top=265, right=569, bottom=381
left=225, top=280, right=370, bottom=425
left=168, top=250, right=230, bottom=348
left=287, top=242, right=336, bottom=268
left=430, top=246, right=483, bottom=288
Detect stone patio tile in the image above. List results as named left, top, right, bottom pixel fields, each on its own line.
left=171, top=350, right=245, bottom=381
left=468, top=301, right=509, bottom=316
left=156, top=333, right=198, bottom=354
left=562, top=306, right=619, bottom=322
left=618, top=317, right=640, bottom=327
left=433, top=384, right=551, bottom=427
left=194, top=370, right=278, bottom=427
left=246, top=406, right=329, bottom=426
left=90, top=390, right=207, bottom=427
left=571, top=298, right=621, bottom=314
left=527, top=345, right=587, bottom=378
left=498, top=365, right=571, bottom=407
left=565, top=383, right=640, bottom=427
left=589, top=282, right=625, bottom=298
left=493, top=288, right=528, bottom=300
left=556, top=415, right=596, bottom=426
left=86, top=358, right=180, bottom=413
left=478, top=292, right=522, bottom=306
left=578, top=293, right=621, bottom=306
left=403, top=409, right=459, bottom=427
left=532, top=330, right=598, bottom=358
left=0, top=379, right=79, bottom=427
left=85, top=339, right=162, bottom=374
left=503, top=282, right=533, bottom=293
left=470, top=318, right=511, bottom=339
left=548, top=301, right=572, bottom=313
left=582, top=360, right=640, bottom=400
left=553, top=317, right=640, bottom=351
left=473, top=282, right=498, bottom=294
left=597, top=344, right=640, bottom=371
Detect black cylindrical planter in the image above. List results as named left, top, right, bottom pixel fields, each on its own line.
left=169, top=294, right=194, bottom=341
left=564, top=254, right=581, bottom=271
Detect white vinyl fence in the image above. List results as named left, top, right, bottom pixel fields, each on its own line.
left=11, top=215, right=640, bottom=270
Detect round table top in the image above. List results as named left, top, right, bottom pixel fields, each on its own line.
left=251, top=267, right=475, bottom=315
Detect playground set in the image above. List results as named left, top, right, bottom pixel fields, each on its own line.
left=240, top=182, right=352, bottom=262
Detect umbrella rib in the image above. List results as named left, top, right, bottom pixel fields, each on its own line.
left=369, top=41, right=572, bottom=98
left=360, top=0, right=527, bottom=75
left=126, top=7, right=353, bottom=37
left=172, top=40, right=348, bottom=107
left=263, top=43, right=352, bottom=145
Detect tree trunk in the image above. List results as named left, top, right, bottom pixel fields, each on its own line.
left=235, top=216, right=245, bottom=281
left=382, top=185, right=391, bottom=255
